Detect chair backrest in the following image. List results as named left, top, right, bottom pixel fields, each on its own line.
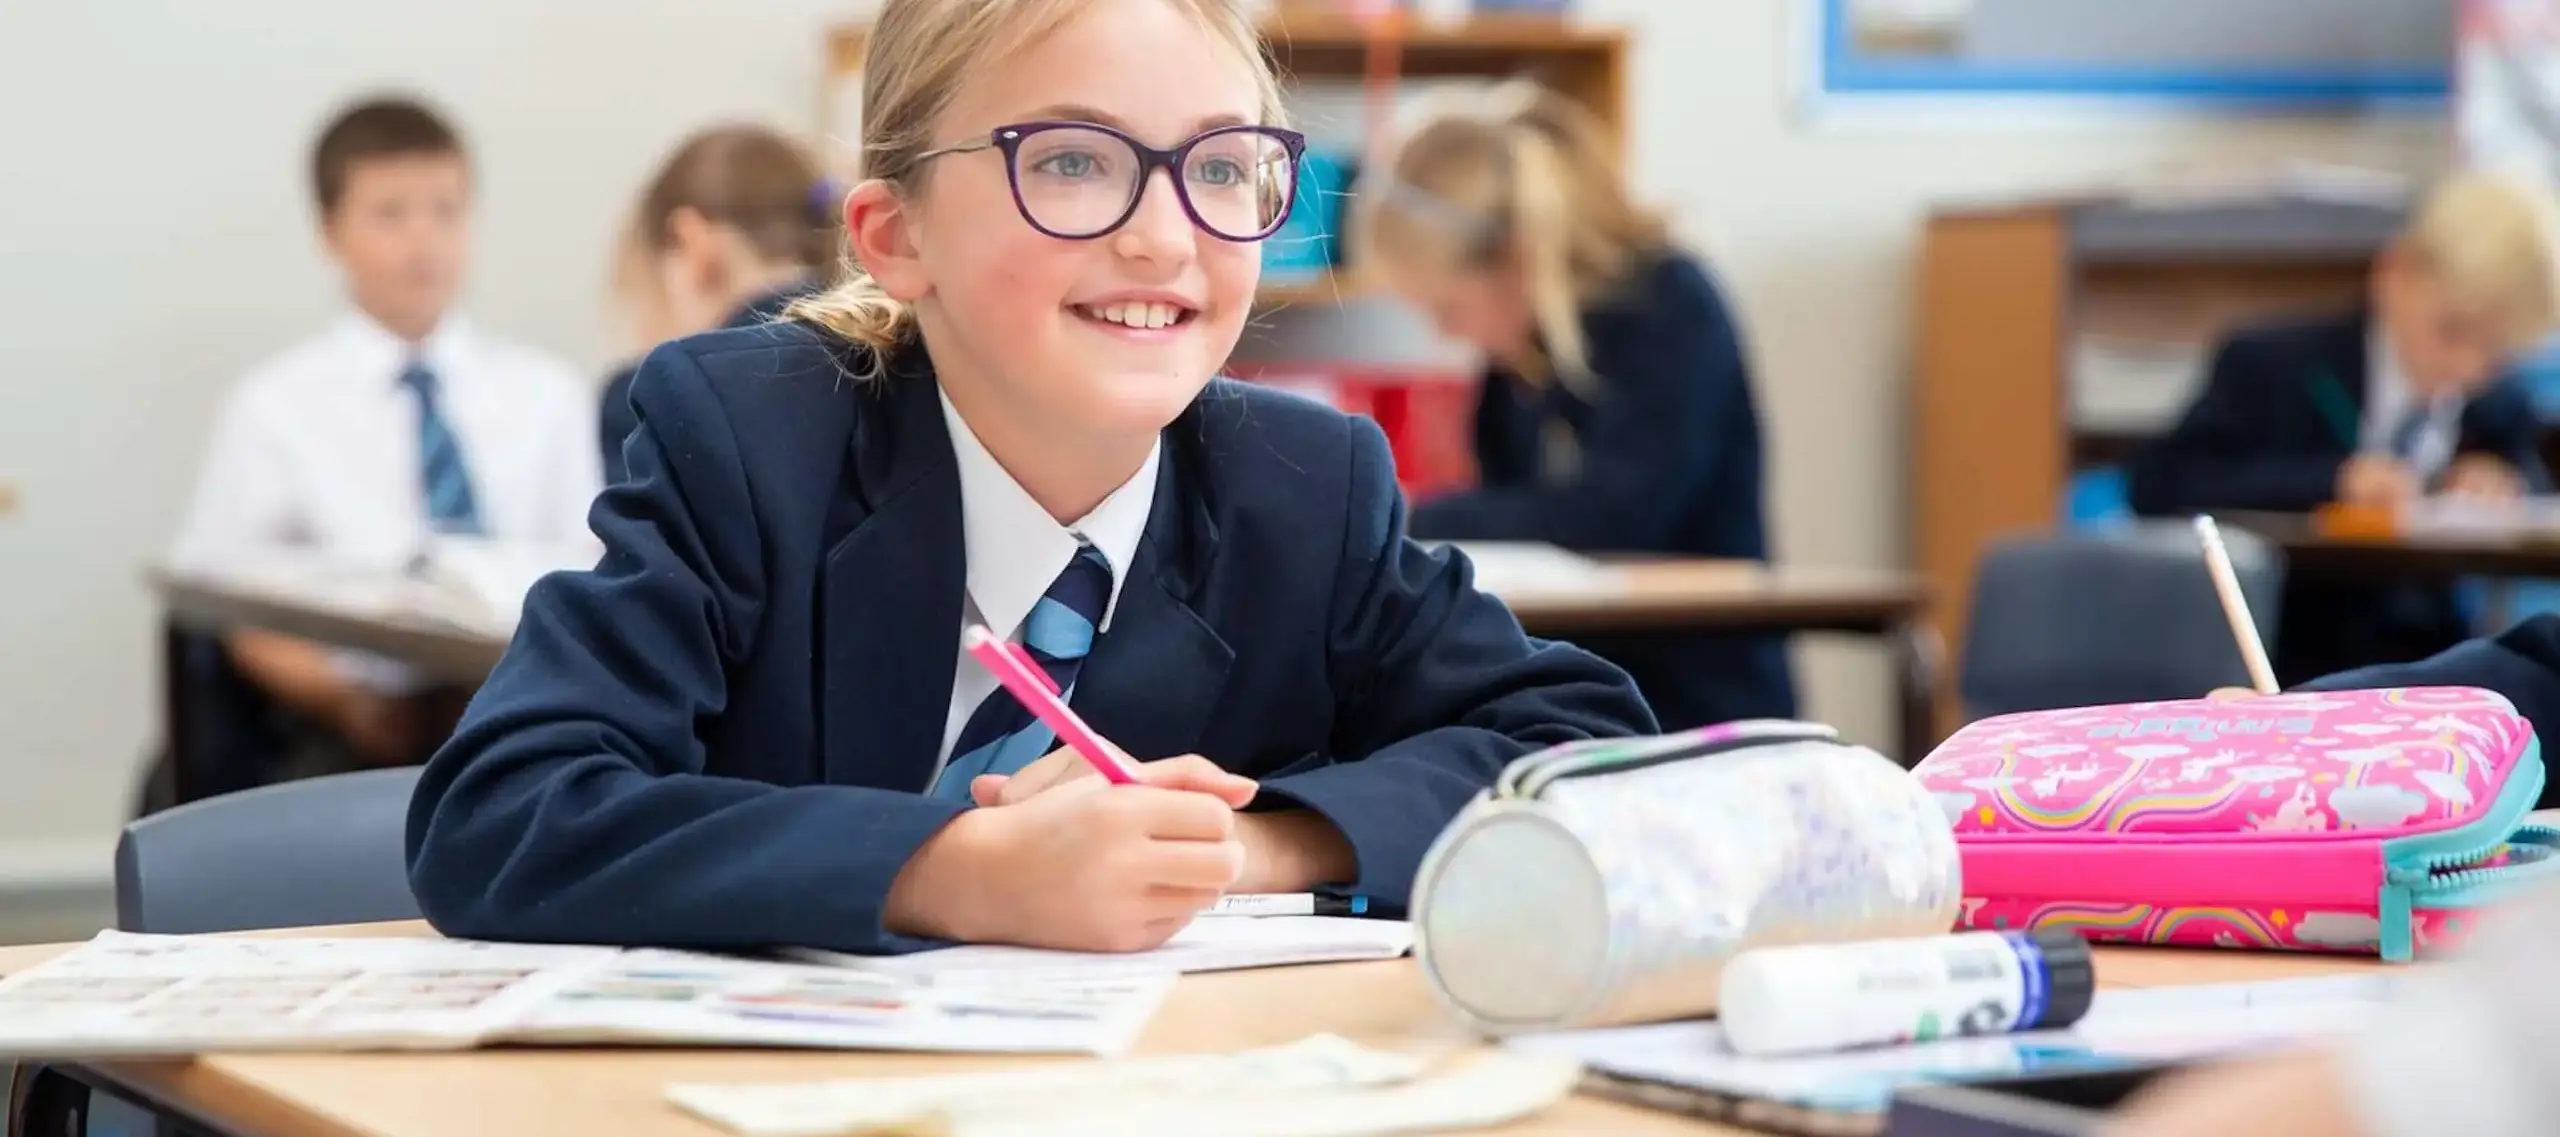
left=114, top=766, right=423, bottom=934
left=1958, top=522, right=2285, bottom=722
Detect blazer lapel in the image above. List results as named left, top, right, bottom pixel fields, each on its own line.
left=819, top=364, right=966, bottom=792
left=1073, top=432, right=1235, bottom=762
left=2305, top=310, right=2373, bottom=451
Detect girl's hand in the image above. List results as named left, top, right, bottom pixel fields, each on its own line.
left=887, top=778, right=1245, bottom=952
left=971, top=749, right=1257, bottom=810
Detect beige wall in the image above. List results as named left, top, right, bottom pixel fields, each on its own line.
left=0, top=0, right=2447, bottom=874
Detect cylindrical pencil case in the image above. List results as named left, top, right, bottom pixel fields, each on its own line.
left=1409, top=721, right=1963, bottom=1036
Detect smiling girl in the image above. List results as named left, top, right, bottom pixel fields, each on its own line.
left=404, top=0, right=1652, bottom=955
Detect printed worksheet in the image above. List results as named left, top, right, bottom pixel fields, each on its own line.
left=0, top=932, right=1171, bottom=1059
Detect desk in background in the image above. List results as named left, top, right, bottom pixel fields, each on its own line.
left=6, top=921, right=2371, bottom=1137
left=2216, top=510, right=2560, bottom=583
left=151, top=558, right=1940, bottom=807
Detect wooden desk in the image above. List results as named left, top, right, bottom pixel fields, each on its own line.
left=1501, top=561, right=1940, bottom=762
left=6, top=923, right=2367, bottom=1137
left=2217, top=511, right=2560, bottom=583
left=151, top=558, right=1943, bottom=803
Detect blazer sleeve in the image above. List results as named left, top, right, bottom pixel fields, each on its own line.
left=598, top=364, right=639, bottom=488
left=1407, top=282, right=1738, bottom=549
left=2125, top=335, right=2344, bottom=515
left=2295, top=614, right=2560, bottom=745
left=406, top=343, right=967, bottom=954
left=2457, top=381, right=2553, bottom=493
left=1253, top=417, right=1660, bottom=908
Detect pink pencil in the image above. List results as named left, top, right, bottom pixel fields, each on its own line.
left=960, top=625, right=1140, bottom=785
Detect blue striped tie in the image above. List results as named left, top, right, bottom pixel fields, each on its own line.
left=400, top=362, right=483, bottom=535
left=2388, top=405, right=2431, bottom=461
left=933, top=543, right=1113, bottom=799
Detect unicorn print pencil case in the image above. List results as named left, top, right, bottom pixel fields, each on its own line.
left=1911, top=687, right=2556, bottom=962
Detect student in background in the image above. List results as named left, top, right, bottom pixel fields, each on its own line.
left=1353, top=81, right=1793, bottom=731
left=600, top=125, right=837, bottom=484
left=404, top=0, right=1652, bottom=955
left=2127, top=171, right=2560, bottom=687
left=169, top=96, right=600, bottom=776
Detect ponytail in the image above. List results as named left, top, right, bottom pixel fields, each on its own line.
left=1502, top=123, right=1594, bottom=391
left=783, top=264, right=916, bottom=378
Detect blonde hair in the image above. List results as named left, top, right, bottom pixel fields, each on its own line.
left=2396, top=168, right=2560, bottom=350
left=1354, top=80, right=1669, bottom=386
left=788, top=0, right=1288, bottom=378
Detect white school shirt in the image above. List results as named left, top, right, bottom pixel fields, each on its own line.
left=169, top=312, right=604, bottom=687
left=2361, top=323, right=2461, bottom=480
left=933, top=388, right=1158, bottom=774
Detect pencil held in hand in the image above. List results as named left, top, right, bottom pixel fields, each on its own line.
left=2191, top=515, right=2278, bottom=695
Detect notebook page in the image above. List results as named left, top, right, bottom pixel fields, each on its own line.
left=508, top=949, right=1171, bottom=1056
left=785, top=917, right=1414, bottom=982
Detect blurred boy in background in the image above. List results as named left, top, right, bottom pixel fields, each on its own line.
left=166, top=95, right=599, bottom=780
left=2128, top=170, right=2560, bottom=685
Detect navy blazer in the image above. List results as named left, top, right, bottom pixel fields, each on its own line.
left=599, top=279, right=821, bottom=486
left=1406, top=251, right=1795, bottom=731
left=2296, top=613, right=2560, bottom=808
left=2125, top=310, right=2549, bottom=685
left=409, top=321, right=1657, bottom=953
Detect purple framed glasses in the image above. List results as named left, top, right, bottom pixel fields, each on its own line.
left=917, top=120, right=1308, bottom=243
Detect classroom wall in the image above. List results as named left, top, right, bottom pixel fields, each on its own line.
left=0, top=0, right=2447, bottom=879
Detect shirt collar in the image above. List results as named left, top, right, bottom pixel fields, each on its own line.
left=335, top=310, right=473, bottom=389
left=2369, top=322, right=2459, bottom=419
left=937, top=387, right=1157, bottom=638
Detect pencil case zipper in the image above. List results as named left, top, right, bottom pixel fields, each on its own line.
left=1494, top=720, right=1840, bottom=800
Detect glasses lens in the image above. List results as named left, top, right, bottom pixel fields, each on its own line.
left=1182, top=128, right=1297, bottom=240
left=1010, top=126, right=1143, bottom=238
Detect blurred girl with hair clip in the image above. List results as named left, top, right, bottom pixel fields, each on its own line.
left=1357, top=79, right=1794, bottom=731
left=600, top=124, right=840, bottom=483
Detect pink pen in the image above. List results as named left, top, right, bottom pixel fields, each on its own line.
left=960, top=625, right=1140, bottom=785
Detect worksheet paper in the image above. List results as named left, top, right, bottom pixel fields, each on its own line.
left=1502, top=974, right=2395, bottom=1120
left=786, top=917, right=1416, bottom=982
left=0, top=932, right=1170, bottom=1058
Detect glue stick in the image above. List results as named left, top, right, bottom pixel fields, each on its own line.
left=1717, top=928, right=2094, bottom=1058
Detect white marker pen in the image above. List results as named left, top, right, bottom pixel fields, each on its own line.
left=1202, top=893, right=1370, bottom=918
left=1718, top=928, right=2094, bottom=1057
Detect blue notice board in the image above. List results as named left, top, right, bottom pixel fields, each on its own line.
left=1808, top=0, right=2452, bottom=109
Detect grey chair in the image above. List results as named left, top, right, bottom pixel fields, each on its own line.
left=1958, top=521, right=2285, bottom=722
left=113, top=766, right=423, bottom=934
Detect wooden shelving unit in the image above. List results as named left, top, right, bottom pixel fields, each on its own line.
left=821, top=12, right=1629, bottom=310
left=1912, top=194, right=2401, bottom=717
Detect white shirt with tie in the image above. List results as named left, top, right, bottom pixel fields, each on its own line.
left=933, top=389, right=1158, bottom=775
left=169, top=312, right=603, bottom=687
left=2362, top=323, right=2462, bottom=480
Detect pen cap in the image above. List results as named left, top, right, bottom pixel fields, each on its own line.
left=2030, top=928, right=2095, bottom=1030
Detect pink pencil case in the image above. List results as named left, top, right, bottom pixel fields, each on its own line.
left=1912, top=687, right=2556, bottom=962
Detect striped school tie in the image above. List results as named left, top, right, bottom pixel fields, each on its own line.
left=399, top=362, right=483, bottom=535
left=932, top=543, right=1113, bottom=799
left=2388, top=404, right=2432, bottom=462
